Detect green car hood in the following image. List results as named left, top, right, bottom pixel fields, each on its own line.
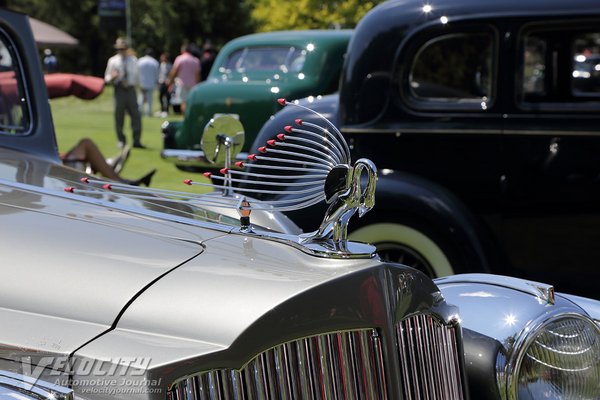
left=176, top=78, right=317, bottom=151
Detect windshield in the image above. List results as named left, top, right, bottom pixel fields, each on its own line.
left=223, top=46, right=306, bottom=73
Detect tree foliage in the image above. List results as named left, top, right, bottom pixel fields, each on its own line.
left=1, top=0, right=386, bottom=74
left=4, top=0, right=255, bottom=75
left=248, top=0, right=385, bottom=31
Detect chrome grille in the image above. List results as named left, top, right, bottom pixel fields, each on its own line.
left=395, top=314, right=464, bottom=400
left=168, top=329, right=387, bottom=400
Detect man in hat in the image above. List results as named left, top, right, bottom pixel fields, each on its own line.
left=104, top=37, right=144, bottom=148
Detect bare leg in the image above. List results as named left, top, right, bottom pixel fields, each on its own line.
left=64, top=138, right=156, bottom=186
left=65, top=138, right=124, bottom=181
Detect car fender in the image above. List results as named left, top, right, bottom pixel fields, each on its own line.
left=436, top=273, right=600, bottom=400
left=352, top=170, right=499, bottom=274
left=252, top=96, right=499, bottom=275
left=251, top=94, right=341, bottom=154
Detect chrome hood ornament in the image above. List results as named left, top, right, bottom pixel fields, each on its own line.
left=64, top=99, right=378, bottom=258
left=189, top=98, right=378, bottom=255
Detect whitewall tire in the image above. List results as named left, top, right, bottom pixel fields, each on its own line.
left=349, top=222, right=454, bottom=277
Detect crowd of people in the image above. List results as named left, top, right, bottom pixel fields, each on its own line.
left=57, top=37, right=217, bottom=187
left=103, top=37, right=217, bottom=149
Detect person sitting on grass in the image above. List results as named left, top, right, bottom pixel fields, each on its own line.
left=61, top=138, right=156, bottom=186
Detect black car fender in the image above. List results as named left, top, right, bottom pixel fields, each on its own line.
left=350, top=170, right=499, bottom=275
left=251, top=94, right=342, bottom=155
left=252, top=96, right=500, bottom=276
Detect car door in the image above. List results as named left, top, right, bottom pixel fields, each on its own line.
left=501, top=18, right=600, bottom=298
left=0, top=9, right=59, bottom=163
left=348, top=22, right=505, bottom=214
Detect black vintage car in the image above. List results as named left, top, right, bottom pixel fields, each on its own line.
left=249, top=0, right=600, bottom=299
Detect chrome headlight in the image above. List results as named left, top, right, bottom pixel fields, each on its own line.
left=435, top=274, right=600, bottom=400
left=512, top=314, right=600, bottom=399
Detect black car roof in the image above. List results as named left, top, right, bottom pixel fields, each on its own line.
left=340, top=0, right=600, bottom=122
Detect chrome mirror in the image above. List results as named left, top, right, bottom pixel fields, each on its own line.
left=201, top=115, right=245, bottom=166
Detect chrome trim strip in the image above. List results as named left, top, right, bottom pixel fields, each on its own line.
left=0, top=178, right=377, bottom=259
left=504, top=129, right=600, bottom=136
left=435, top=273, right=555, bottom=305
left=0, top=177, right=235, bottom=237
left=0, top=370, right=73, bottom=400
left=342, top=127, right=502, bottom=135
left=160, top=149, right=249, bottom=167
left=342, top=127, right=600, bottom=137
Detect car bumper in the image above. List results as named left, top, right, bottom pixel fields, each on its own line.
left=160, top=148, right=249, bottom=169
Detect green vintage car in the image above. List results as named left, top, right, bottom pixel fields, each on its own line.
left=161, top=29, right=352, bottom=170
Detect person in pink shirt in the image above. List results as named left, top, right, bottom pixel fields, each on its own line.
left=166, top=43, right=201, bottom=113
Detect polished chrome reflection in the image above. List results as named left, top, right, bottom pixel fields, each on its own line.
left=0, top=370, right=73, bottom=400
left=514, top=315, right=600, bottom=399
left=435, top=273, right=555, bottom=305
left=395, top=314, right=465, bottom=400
left=169, top=329, right=387, bottom=399
left=435, top=276, right=600, bottom=400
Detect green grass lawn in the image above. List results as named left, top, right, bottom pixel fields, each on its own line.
left=50, top=86, right=210, bottom=193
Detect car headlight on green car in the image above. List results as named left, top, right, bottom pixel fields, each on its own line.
left=514, top=314, right=600, bottom=399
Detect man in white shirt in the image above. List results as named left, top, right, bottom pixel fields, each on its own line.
left=137, top=48, right=159, bottom=117
left=104, top=38, right=144, bottom=148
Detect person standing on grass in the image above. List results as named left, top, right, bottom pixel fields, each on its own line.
left=157, top=52, right=172, bottom=117
left=43, top=48, right=57, bottom=73
left=137, top=48, right=159, bottom=117
left=166, top=42, right=200, bottom=114
left=104, top=37, right=145, bottom=149
left=200, top=42, right=217, bottom=81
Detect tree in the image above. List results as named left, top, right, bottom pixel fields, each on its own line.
left=248, top=0, right=385, bottom=31
left=5, top=0, right=102, bottom=74
left=5, top=0, right=255, bottom=75
left=131, top=0, right=255, bottom=63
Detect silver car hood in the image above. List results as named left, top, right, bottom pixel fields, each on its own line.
left=1, top=151, right=423, bottom=390
left=0, top=153, right=237, bottom=356
left=74, top=234, right=394, bottom=370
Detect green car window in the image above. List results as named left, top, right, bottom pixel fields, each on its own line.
left=224, top=46, right=305, bottom=72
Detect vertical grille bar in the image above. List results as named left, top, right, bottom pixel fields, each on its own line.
left=338, top=332, right=357, bottom=399
left=395, top=314, right=465, bottom=400
left=169, top=329, right=386, bottom=399
left=169, top=319, right=463, bottom=400
left=296, top=338, right=316, bottom=399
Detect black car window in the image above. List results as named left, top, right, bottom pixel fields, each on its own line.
left=0, top=30, right=29, bottom=135
left=408, top=31, right=494, bottom=108
left=523, top=36, right=547, bottom=96
left=572, top=33, right=600, bottom=96
left=519, top=23, right=600, bottom=108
